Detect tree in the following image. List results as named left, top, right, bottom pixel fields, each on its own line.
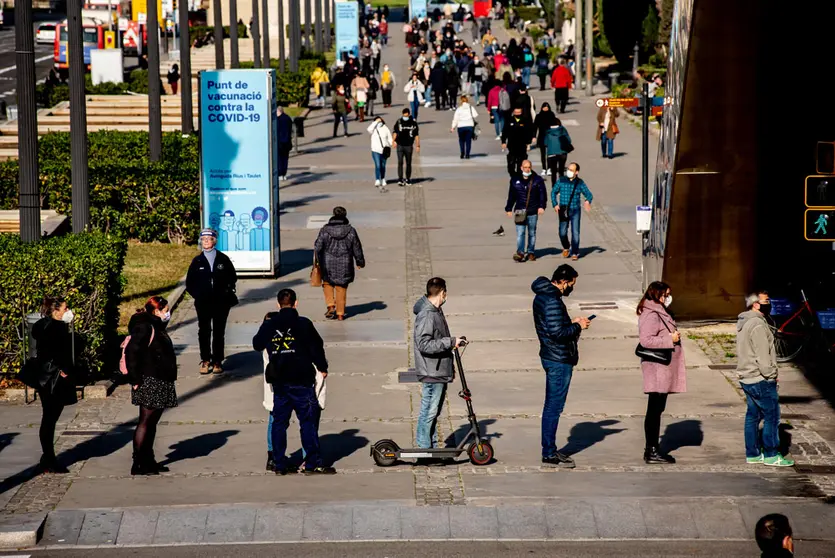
left=593, top=0, right=613, bottom=56
left=641, top=4, right=660, bottom=55
left=658, top=0, right=675, bottom=57
left=600, top=0, right=652, bottom=66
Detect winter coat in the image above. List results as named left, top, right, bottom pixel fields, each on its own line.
left=501, top=116, right=534, bottom=153
left=313, top=216, right=366, bottom=287
left=125, top=311, right=178, bottom=385
left=430, top=65, right=447, bottom=91
left=332, top=91, right=349, bottom=115
left=311, top=67, right=329, bottom=97
left=533, top=105, right=558, bottom=140
left=505, top=174, right=547, bottom=214
left=451, top=103, right=478, bottom=129
left=185, top=250, right=238, bottom=306
left=30, top=317, right=77, bottom=403
left=367, top=120, right=393, bottom=154
left=551, top=65, right=573, bottom=89
left=276, top=112, right=293, bottom=145
left=638, top=300, right=687, bottom=394
left=532, top=277, right=581, bottom=365
left=487, top=85, right=503, bottom=109
left=381, top=69, right=396, bottom=90
left=252, top=308, right=328, bottom=386
left=736, top=310, right=778, bottom=384
left=543, top=125, right=572, bottom=157
left=596, top=106, right=620, bottom=140
left=413, top=296, right=455, bottom=383
left=351, top=76, right=370, bottom=103
left=403, top=79, right=425, bottom=102
left=516, top=92, right=536, bottom=121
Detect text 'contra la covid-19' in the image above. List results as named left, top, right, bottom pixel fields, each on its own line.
left=205, top=80, right=265, bottom=123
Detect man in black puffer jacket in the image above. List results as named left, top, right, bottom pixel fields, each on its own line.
left=314, top=207, right=365, bottom=321
left=532, top=264, right=590, bottom=469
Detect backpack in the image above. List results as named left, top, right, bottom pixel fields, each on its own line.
left=524, top=52, right=534, bottom=64
left=537, top=57, right=549, bottom=70
left=264, top=324, right=299, bottom=384
left=498, top=88, right=511, bottom=111
left=119, top=327, right=155, bottom=375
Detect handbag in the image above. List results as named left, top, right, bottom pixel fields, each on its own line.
left=558, top=181, right=578, bottom=222
left=310, top=256, right=323, bottom=287
left=375, top=127, right=391, bottom=159
left=559, top=132, right=574, bottom=153
left=469, top=105, right=480, bottom=140
left=635, top=312, right=674, bottom=365
left=514, top=178, right=533, bottom=225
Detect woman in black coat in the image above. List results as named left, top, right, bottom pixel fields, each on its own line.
left=314, top=206, right=366, bottom=321
left=125, top=296, right=178, bottom=475
left=31, top=297, right=78, bottom=473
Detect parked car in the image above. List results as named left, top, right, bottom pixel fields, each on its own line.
left=37, top=23, right=58, bottom=44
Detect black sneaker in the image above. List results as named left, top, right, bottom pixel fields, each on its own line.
left=398, top=179, right=405, bottom=187
left=405, top=179, right=412, bottom=186
left=644, top=447, right=676, bottom=464
left=303, top=466, right=337, bottom=475
left=275, top=466, right=299, bottom=476
left=542, top=453, right=576, bottom=468
left=266, top=451, right=276, bottom=472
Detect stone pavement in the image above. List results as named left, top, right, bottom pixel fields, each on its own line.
left=1, top=18, right=835, bottom=551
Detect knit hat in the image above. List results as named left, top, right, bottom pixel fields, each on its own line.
left=200, top=228, right=217, bottom=238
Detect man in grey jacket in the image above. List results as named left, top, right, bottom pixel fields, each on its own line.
left=736, top=291, right=793, bottom=467
left=413, top=277, right=465, bottom=451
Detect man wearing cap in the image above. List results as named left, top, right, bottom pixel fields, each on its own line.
left=186, top=228, right=239, bottom=375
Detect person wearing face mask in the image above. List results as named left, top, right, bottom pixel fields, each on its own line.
left=637, top=281, right=686, bottom=465
left=403, top=73, right=426, bottom=121
left=186, top=228, right=238, bottom=375
left=126, top=296, right=178, bottom=475
left=392, top=107, right=420, bottom=186
left=413, top=278, right=466, bottom=457
left=28, top=297, right=78, bottom=474
left=501, top=106, right=535, bottom=177
left=380, top=64, right=396, bottom=107
left=367, top=116, right=393, bottom=191
left=736, top=291, right=794, bottom=467
left=505, top=160, right=547, bottom=262
left=552, top=162, right=593, bottom=261
left=532, top=265, right=590, bottom=468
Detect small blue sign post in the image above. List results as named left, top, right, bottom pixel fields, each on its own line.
left=199, top=69, right=280, bottom=275
left=410, top=0, right=427, bottom=19
left=335, top=0, right=360, bottom=60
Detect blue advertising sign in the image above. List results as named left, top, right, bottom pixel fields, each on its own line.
left=410, top=0, right=427, bottom=19
left=335, top=0, right=359, bottom=59
left=199, top=69, right=280, bottom=274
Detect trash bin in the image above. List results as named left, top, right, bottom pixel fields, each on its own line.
left=293, top=116, right=305, bottom=138
left=608, top=72, right=620, bottom=92
left=25, top=312, right=42, bottom=358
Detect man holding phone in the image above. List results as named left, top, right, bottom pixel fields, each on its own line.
left=531, top=264, right=591, bottom=468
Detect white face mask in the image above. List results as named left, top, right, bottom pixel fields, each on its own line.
left=664, top=295, right=673, bottom=308
left=566, top=170, right=575, bottom=179
left=61, top=309, right=75, bottom=324
left=522, top=170, right=532, bottom=177
left=161, top=310, right=172, bottom=322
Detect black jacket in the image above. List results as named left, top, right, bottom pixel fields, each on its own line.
left=276, top=112, right=293, bottom=145
left=314, top=217, right=365, bottom=287
left=501, top=116, right=534, bottom=153
left=532, top=276, right=581, bottom=365
left=252, top=308, right=328, bottom=386
left=125, top=312, right=178, bottom=384
left=430, top=65, right=446, bottom=90
left=505, top=174, right=547, bottom=214
left=30, top=317, right=77, bottom=401
left=392, top=117, right=420, bottom=147
left=185, top=250, right=238, bottom=305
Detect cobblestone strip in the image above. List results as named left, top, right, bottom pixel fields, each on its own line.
left=587, top=202, right=642, bottom=279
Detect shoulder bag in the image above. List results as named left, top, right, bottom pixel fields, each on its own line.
left=634, top=312, right=674, bottom=365
left=558, top=181, right=578, bottom=222
left=514, top=179, right=533, bottom=225
left=468, top=105, right=480, bottom=140
left=375, top=127, right=391, bottom=159
left=310, top=255, right=323, bottom=287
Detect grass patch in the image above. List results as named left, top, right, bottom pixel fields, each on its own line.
left=284, top=106, right=306, bottom=118
left=119, top=241, right=197, bottom=333
left=370, top=0, right=409, bottom=6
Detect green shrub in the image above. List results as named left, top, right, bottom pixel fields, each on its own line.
left=0, top=131, right=200, bottom=243
left=528, top=24, right=544, bottom=43
left=641, top=4, right=660, bottom=55
left=648, top=52, right=666, bottom=68
left=34, top=70, right=150, bottom=107
left=190, top=23, right=249, bottom=40
left=611, top=82, right=634, bottom=98
left=239, top=58, right=312, bottom=106
left=0, top=232, right=127, bottom=381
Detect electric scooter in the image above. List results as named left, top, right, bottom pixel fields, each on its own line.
left=371, top=339, right=494, bottom=466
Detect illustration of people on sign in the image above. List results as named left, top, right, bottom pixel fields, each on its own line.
left=209, top=212, right=221, bottom=232
left=249, top=207, right=270, bottom=251
left=236, top=213, right=252, bottom=251
left=218, top=210, right=237, bottom=251
left=814, top=213, right=829, bottom=235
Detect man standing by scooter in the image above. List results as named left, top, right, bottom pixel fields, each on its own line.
left=532, top=265, right=591, bottom=468
left=413, top=278, right=466, bottom=460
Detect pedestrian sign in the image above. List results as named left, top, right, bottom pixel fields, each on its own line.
left=805, top=210, right=835, bottom=241
left=595, top=97, right=640, bottom=109
left=805, top=175, right=835, bottom=208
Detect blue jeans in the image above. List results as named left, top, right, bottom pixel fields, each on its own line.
left=415, top=382, right=448, bottom=448
left=541, top=359, right=574, bottom=458
left=457, top=126, right=474, bottom=157
left=425, top=84, right=433, bottom=104
left=410, top=98, right=420, bottom=121
left=521, top=67, right=531, bottom=87
left=371, top=151, right=387, bottom=180
left=267, top=410, right=318, bottom=460
left=492, top=108, right=504, bottom=138
left=740, top=380, right=781, bottom=458
left=515, top=213, right=538, bottom=255
left=558, top=208, right=581, bottom=256
left=600, top=131, right=614, bottom=157
left=271, top=385, right=322, bottom=470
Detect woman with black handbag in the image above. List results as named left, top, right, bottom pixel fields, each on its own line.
left=31, top=297, right=78, bottom=474
left=636, top=281, right=687, bottom=464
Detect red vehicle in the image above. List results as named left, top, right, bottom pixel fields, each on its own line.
left=53, top=19, right=105, bottom=78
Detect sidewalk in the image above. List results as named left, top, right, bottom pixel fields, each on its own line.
left=1, top=20, right=835, bottom=551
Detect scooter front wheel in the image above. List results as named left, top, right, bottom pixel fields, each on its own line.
left=372, top=440, right=399, bottom=467
left=468, top=441, right=494, bottom=466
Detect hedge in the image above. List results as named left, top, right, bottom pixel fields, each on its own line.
left=190, top=23, right=249, bottom=40
left=239, top=56, right=323, bottom=106
left=505, top=6, right=543, bottom=29
left=36, top=69, right=150, bottom=108
left=0, top=233, right=127, bottom=381
left=0, top=131, right=200, bottom=244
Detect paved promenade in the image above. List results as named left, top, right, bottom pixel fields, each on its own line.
left=1, top=21, right=834, bottom=553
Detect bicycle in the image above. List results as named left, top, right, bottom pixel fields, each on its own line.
left=770, top=289, right=835, bottom=362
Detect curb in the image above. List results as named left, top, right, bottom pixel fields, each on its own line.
left=167, top=272, right=189, bottom=315
left=0, top=512, right=46, bottom=550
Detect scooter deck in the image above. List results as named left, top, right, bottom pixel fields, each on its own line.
left=398, top=448, right=464, bottom=458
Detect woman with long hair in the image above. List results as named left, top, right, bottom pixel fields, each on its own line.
left=450, top=95, right=478, bottom=159
left=126, top=296, right=178, bottom=475
left=636, top=281, right=686, bottom=464
left=31, top=296, right=78, bottom=473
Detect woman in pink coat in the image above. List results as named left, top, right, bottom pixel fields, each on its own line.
left=637, top=281, right=686, bottom=464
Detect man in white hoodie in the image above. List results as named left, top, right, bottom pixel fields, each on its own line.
left=736, top=291, right=794, bottom=467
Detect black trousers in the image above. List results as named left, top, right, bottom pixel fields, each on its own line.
left=38, top=390, right=65, bottom=460
left=506, top=151, right=526, bottom=177
left=554, top=87, right=569, bottom=113
left=435, top=88, right=446, bottom=109
left=397, top=145, right=414, bottom=180
left=538, top=143, right=548, bottom=169
left=644, top=392, right=669, bottom=449
left=195, top=300, right=231, bottom=363
left=548, top=154, right=567, bottom=185
left=538, top=73, right=548, bottom=90
left=382, top=89, right=392, bottom=106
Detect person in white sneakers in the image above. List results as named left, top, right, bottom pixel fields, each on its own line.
left=368, top=116, right=393, bottom=193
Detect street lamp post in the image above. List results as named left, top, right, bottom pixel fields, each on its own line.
left=324, top=0, right=331, bottom=50
left=289, top=0, right=299, bottom=71
left=229, top=0, right=239, bottom=68
left=278, top=0, right=286, bottom=72
left=15, top=0, right=40, bottom=242
left=585, top=0, right=592, bottom=95
left=148, top=0, right=162, bottom=161
left=633, top=42, right=639, bottom=77
left=68, top=0, right=90, bottom=231
left=212, top=0, right=224, bottom=68
left=304, top=0, right=311, bottom=52
left=179, top=0, right=194, bottom=133
left=251, top=0, right=261, bottom=67
left=262, top=0, right=270, bottom=66
left=574, top=0, right=583, bottom=93
left=314, top=0, right=322, bottom=53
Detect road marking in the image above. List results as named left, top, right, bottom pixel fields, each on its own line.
left=0, top=54, right=54, bottom=75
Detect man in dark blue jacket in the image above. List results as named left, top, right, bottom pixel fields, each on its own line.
left=276, top=105, right=293, bottom=181
left=505, top=159, right=547, bottom=262
left=532, top=264, right=590, bottom=468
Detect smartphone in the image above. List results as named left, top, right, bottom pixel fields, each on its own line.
left=587, top=314, right=597, bottom=321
